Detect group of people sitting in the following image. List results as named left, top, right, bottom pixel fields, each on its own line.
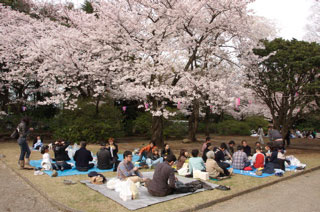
left=40, top=138, right=119, bottom=173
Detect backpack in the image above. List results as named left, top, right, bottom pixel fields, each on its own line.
left=10, top=128, right=19, bottom=139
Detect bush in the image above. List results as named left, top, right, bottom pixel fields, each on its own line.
left=244, top=116, right=269, bottom=132
left=51, top=101, right=124, bottom=143
left=163, top=120, right=188, bottom=139
left=214, top=120, right=251, bottom=136
left=132, top=112, right=152, bottom=137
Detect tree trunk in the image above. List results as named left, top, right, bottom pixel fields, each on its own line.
left=204, top=106, right=210, bottom=137
left=151, top=115, right=164, bottom=148
left=188, top=99, right=200, bottom=142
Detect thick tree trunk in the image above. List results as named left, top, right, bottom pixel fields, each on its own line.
left=204, top=106, right=210, bottom=137
left=188, top=99, right=200, bottom=142
left=151, top=115, right=164, bottom=148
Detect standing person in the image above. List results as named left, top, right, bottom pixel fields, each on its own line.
left=201, top=137, right=211, bottom=153
left=284, top=130, right=291, bottom=147
left=74, top=141, right=94, bottom=171
left=161, top=143, right=172, bottom=160
left=138, top=141, right=157, bottom=162
left=17, top=117, right=34, bottom=169
left=106, top=137, right=120, bottom=171
left=257, top=126, right=264, bottom=144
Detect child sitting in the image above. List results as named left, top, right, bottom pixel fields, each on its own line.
left=40, top=145, right=55, bottom=172
left=33, top=136, right=43, bottom=150
left=252, top=147, right=265, bottom=169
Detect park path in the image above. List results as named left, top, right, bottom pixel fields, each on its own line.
left=199, top=169, right=320, bottom=212
left=0, top=160, right=61, bottom=212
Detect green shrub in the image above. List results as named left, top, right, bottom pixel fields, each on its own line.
left=51, top=101, right=124, bottom=143
left=244, top=116, right=269, bottom=131
left=132, top=112, right=152, bottom=137
left=214, top=120, right=250, bottom=136
left=163, top=120, right=188, bottom=139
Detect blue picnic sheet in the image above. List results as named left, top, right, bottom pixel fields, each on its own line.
left=30, top=154, right=140, bottom=177
left=230, top=165, right=297, bottom=178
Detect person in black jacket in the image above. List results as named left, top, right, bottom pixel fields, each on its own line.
left=106, top=137, right=120, bottom=171
left=97, top=143, right=113, bottom=170
left=214, top=143, right=230, bottom=169
left=241, top=140, right=251, bottom=157
left=161, top=143, right=172, bottom=160
left=74, top=141, right=94, bottom=171
left=53, top=140, right=70, bottom=161
left=202, top=143, right=212, bottom=163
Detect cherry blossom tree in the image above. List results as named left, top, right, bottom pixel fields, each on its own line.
left=304, top=0, right=320, bottom=43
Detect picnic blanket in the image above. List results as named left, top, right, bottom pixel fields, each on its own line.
left=81, top=172, right=218, bottom=210
left=230, top=165, right=297, bottom=178
left=30, top=154, right=140, bottom=177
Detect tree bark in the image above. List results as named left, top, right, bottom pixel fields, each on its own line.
left=151, top=115, right=164, bottom=148
left=204, top=106, right=210, bottom=137
left=188, top=99, right=200, bottom=142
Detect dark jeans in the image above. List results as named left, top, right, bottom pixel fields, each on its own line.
left=76, top=163, right=94, bottom=172
left=138, top=151, right=148, bottom=161
left=112, top=157, right=120, bottom=171
left=283, top=138, right=290, bottom=146
left=18, top=138, right=31, bottom=160
left=52, top=161, right=72, bottom=171
left=217, top=162, right=230, bottom=169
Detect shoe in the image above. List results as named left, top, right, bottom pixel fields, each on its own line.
left=52, top=170, right=58, bottom=177
left=215, top=185, right=230, bottom=191
left=19, top=160, right=24, bottom=170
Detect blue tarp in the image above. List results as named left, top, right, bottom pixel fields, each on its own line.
left=30, top=154, right=140, bottom=177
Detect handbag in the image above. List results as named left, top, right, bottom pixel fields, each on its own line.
left=10, top=128, right=19, bottom=139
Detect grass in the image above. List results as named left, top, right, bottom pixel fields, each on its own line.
left=0, top=135, right=320, bottom=212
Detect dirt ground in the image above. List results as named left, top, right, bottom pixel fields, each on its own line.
left=0, top=160, right=60, bottom=212
left=199, top=169, right=320, bottom=212
left=0, top=135, right=319, bottom=212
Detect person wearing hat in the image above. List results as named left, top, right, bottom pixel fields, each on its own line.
left=206, top=151, right=232, bottom=179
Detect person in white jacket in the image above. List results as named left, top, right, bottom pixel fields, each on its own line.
left=41, top=145, right=52, bottom=171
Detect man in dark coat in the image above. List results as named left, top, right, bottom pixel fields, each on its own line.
left=74, top=141, right=94, bottom=171
left=146, top=154, right=177, bottom=197
left=97, top=143, right=113, bottom=170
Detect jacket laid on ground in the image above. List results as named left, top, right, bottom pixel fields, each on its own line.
left=74, top=147, right=93, bottom=168
left=53, top=142, right=70, bottom=161
left=205, top=158, right=224, bottom=178
left=96, top=148, right=113, bottom=170
left=147, top=161, right=176, bottom=197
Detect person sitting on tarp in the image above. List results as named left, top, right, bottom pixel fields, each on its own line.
left=146, top=148, right=163, bottom=169
left=52, top=140, right=72, bottom=171
left=161, top=143, right=173, bottom=160
left=33, top=136, right=43, bottom=150
left=214, top=143, right=231, bottom=169
left=206, top=151, right=232, bottom=179
left=188, top=149, right=205, bottom=175
left=252, top=147, right=265, bottom=169
left=232, top=145, right=250, bottom=170
left=106, top=137, right=120, bottom=172
left=146, top=154, right=177, bottom=197
left=241, top=140, right=252, bottom=157
left=138, top=141, right=157, bottom=162
left=117, top=150, right=147, bottom=183
left=97, top=142, right=113, bottom=170
left=74, top=141, right=94, bottom=172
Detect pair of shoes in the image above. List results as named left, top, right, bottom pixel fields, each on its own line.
left=215, top=185, right=230, bottom=191
left=34, top=170, right=44, bottom=175
left=51, top=170, right=58, bottom=177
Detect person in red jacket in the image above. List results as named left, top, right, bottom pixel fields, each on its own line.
left=138, top=141, right=157, bottom=161
left=252, top=147, right=265, bottom=169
